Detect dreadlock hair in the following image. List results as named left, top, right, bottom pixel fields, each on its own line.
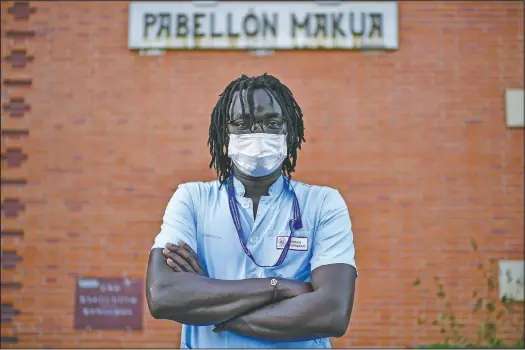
left=208, top=73, right=306, bottom=184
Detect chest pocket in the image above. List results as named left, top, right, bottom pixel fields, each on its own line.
left=260, top=227, right=313, bottom=281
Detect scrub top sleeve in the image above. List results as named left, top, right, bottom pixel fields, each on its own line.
left=310, top=188, right=358, bottom=275
left=151, top=184, right=198, bottom=252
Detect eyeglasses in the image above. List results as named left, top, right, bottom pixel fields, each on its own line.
left=228, top=118, right=285, bottom=133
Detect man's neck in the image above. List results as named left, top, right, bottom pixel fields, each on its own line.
left=231, top=165, right=282, bottom=198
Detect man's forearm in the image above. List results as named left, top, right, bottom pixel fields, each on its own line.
left=220, top=289, right=349, bottom=342
left=149, top=272, right=276, bottom=325
left=146, top=249, right=307, bottom=326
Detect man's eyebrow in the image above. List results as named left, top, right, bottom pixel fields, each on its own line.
left=263, top=112, right=283, bottom=119
left=229, top=113, right=250, bottom=120
left=230, top=112, right=284, bottom=120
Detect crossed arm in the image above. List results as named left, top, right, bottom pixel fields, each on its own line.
left=146, top=243, right=357, bottom=341
left=147, top=184, right=357, bottom=341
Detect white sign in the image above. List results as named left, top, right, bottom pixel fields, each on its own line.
left=128, top=1, right=399, bottom=50
left=499, top=260, right=524, bottom=302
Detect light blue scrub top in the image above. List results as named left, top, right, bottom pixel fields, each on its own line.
left=152, top=175, right=357, bottom=348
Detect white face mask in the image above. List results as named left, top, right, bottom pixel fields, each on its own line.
left=228, top=133, right=287, bottom=177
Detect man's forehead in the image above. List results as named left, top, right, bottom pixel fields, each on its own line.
left=228, top=88, right=282, bottom=119
left=231, top=89, right=278, bottom=106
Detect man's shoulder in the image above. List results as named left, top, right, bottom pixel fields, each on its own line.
left=174, top=179, right=224, bottom=197
left=291, top=179, right=348, bottom=213
left=290, top=178, right=342, bottom=198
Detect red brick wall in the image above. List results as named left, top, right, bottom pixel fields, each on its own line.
left=1, top=1, right=523, bottom=348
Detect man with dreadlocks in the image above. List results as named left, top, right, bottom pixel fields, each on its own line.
left=146, top=74, right=357, bottom=348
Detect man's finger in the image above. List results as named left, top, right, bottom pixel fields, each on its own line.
left=166, top=242, right=204, bottom=273
left=180, top=242, right=196, bottom=256
left=166, top=258, right=183, bottom=272
left=174, top=246, right=203, bottom=274
left=165, top=242, right=179, bottom=252
left=164, top=251, right=196, bottom=273
left=162, top=247, right=175, bottom=258
left=163, top=247, right=202, bottom=274
left=180, top=243, right=205, bottom=271
left=213, top=322, right=226, bottom=333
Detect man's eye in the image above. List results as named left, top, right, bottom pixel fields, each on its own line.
left=236, top=121, right=247, bottom=128
left=268, top=122, right=280, bottom=128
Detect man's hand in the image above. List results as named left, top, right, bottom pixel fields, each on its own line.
left=162, top=242, right=205, bottom=275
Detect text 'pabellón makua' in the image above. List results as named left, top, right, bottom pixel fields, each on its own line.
left=142, top=11, right=384, bottom=40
